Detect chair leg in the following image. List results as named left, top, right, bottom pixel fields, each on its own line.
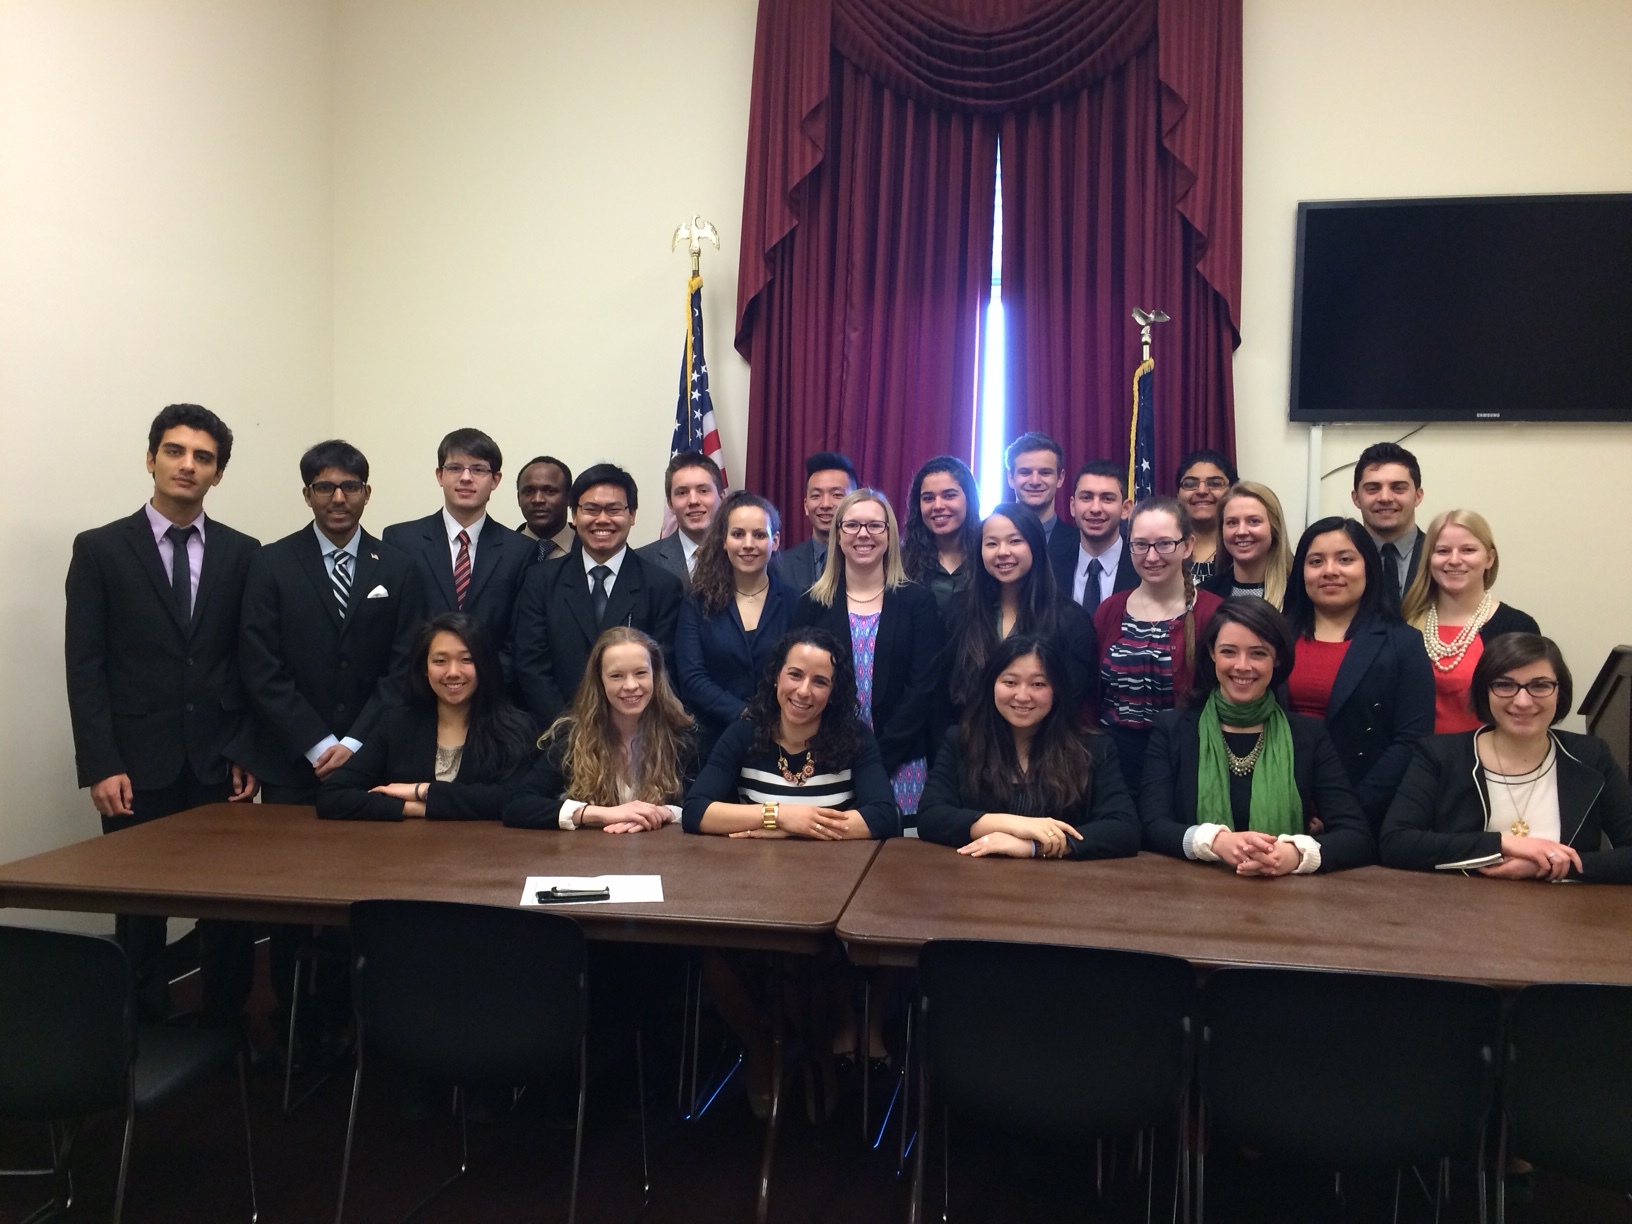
left=634, top=1030, right=652, bottom=1218
left=236, top=1052, right=260, bottom=1222
left=860, top=973, right=872, bottom=1143
left=1145, top=1127, right=1156, bottom=1224
left=283, top=953, right=304, bottom=1112
left=897, top=993, right=915, bottom=1174
left=940, top=1104, right=950, bottom=1223
left=111, top=1072, right=136, bottom=1224
left=754, top=953, right=786, bottom=1224
left=1393, top=1166, right=1403, bottom=1224
left=566, top=1036, right=588, bottom=1224
left=1191, top=1094, right=1203, bottom=1224
left=908, top=1008, right=927, bottom=1224
left=1494, top=1109, right=1507, bottom=1224
left=333, top=1043, right=365, bottom=1224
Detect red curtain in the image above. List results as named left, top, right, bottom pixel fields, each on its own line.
left=736, top=0, right=1241, bottom=535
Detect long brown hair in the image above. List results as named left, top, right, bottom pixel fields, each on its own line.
left=690, top=491, right=781, bottom=615
left=545, top=627, right=693, bottom=805
left=1129, top=496, right=1199, bottom=690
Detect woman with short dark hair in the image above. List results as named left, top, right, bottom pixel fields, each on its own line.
left=318, top=613, right=536, bottom=820
left=1140, top=597, right=1373, bottom=875
left=1381, top=634, right=1632, bottom=882
left=918, top=634, right=1137, bottom=859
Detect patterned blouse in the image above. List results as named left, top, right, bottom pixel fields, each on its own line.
left=1098, top=613, right=1182, bottom=730
left=850, top=610, right=928, bottom=815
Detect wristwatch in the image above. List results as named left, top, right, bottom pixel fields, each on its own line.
left=761, top=802, right=779, bottom=830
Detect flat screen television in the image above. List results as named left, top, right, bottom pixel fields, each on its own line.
left=1289, top=194, right=1632, bottom=423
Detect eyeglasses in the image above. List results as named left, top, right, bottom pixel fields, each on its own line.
left=577, top=502, right=629, bottom=520
left=308, top=480, right=365, bottom=496
left=440, top=463, right=494, bottom=478
left=839, top=520, right=888, bottom=537
left=1488, top=677, right=1560, bottom=698
left=1129, top=538, right=1183, bottom=556
left=1178, top=476, right=1230, bottom=491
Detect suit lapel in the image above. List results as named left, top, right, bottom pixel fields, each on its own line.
left=601, top=552, right=643, bottom=629
left=558, top=558, right=599, bottom=644
left=1327, top=618, right=1385, bottom=719
left=297, top=528, right=346, bottom=633
left=344, top=533, right=385, bottom=630
left=420, top=515, right=459, bottom=611
left=122, top=510, right=189, bottom=635
left=1555, top=739, right=1604, bottom=849
left=463, top=520, right=505, bottom=607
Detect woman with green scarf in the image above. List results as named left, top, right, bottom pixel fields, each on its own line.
left=1139, top=597, right=1373, bottom=875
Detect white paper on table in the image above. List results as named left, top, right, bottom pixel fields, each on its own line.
left=520, top=875, right=665, bottom=906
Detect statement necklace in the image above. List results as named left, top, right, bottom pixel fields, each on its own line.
left=1423, top=592, right=1494, bottom=672
left=1225, top=731, right=1265, bottom=776
left=777, top=748, right=816, bottom=786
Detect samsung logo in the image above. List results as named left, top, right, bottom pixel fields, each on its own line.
left=1475, top=412, right=1502, bottom=418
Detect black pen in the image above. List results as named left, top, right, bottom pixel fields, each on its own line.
left=535, top=886, right=612, bottom=904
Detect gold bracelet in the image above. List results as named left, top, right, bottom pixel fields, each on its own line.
left=761, top=801, right=779, bottom=830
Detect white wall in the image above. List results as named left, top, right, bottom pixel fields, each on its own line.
left=1238, top=0, right=1632, bottom=725
left=0, top=0, right=334, bottom=916
left=331, top=0, right=757, bottom=535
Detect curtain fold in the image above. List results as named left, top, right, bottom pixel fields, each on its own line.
left=736, top=0, right=1241, bottom=524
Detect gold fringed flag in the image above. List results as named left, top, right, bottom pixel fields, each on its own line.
left=1129, top=355, right=1156, bottom=503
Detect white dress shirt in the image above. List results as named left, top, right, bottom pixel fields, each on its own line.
left=1073, top=535, right=1124, bottom=607
left=441, top=507, right=487, bottom=571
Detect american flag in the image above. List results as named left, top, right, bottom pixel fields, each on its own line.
left=1128, top=354, right=1156, bottom=503
left=661, top=275, right=728, bottom=535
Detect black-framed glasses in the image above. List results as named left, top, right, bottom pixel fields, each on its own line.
left=577, top=502, right=629, bottom=520
left=1488, top=677, right=1560, bottom=698
left=1179, top=476, right=1230, bottom=491
left=1129, top=538, right=1183, bottom=556
left=440, top=463, right=494, bottom=478
left=308, top=480, right=366, bottom=496
left=839, top=520, right=888, bottom=537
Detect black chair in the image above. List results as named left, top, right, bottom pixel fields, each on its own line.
left=335, top=899, right=618, bottom=1224
left=0, top=922, right=257, bottom=1223
left=1499, top=982, right=1632, bottom=1222
left=1199, top=967, right=1501, bottom=1224
left=913, top=940, right=1197, bottom=1223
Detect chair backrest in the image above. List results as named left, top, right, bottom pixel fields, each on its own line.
left=1201, top=967, right=1500, bottom=1166
left=349, top=900, right=586, bottom=1088
left=1505, top=982, right=1632, bottom=1193
left=918, top=940, right=1195, bottom=1136
left=0, top=924, right=134, bottom=1121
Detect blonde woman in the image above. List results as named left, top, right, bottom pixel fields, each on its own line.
left=1203, top=481, right=1292, bottom=609
left=503, top=626, right=695, bottom=830
left=1400, top=509, right=1539, bottom=733
left=795, top=488, right=943, bottom=818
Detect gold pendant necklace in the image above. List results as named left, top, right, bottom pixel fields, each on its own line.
left=777, top=748, right=816, bottom=786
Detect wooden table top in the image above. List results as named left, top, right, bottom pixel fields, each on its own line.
left=0, top=805, right=880, bottom=954
left=836, top=839, right=1632, bottom=988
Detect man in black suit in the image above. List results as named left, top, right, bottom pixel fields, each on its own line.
left=635, top=450, right=722, bottom=590
left=512, top=463, right=684, bottom=724
left=775, top=451, right=856, bottom=593
left=515, top=454, right=575, bottom=563
left=1054, top=459, right=1139, bottom=615
left=382, top=427, right=530, bottom=659
left=1005, top=431, right=1079, bottom=582
left=1351, top=440, right=1426, bottom=614
left=64, top=403, right=260, bottom=1022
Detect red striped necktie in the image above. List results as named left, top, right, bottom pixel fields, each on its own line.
left=453, top=529, right=472, bottom=609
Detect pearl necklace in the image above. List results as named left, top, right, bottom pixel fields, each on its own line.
left=1422, top=592, right=1494, bottom=672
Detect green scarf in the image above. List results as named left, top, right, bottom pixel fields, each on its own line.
left=1195, top=689, right=1301, bottom=837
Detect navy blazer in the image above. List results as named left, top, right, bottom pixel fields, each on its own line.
left=316, top=704, right=532, bottom=821
left=1379, top=729, right=1632, bottom=883
left=1139, top=707, right=1375, bottom=872
left=381, top=512, right=531, bottom=656
left=676, top=577, right=795, bottom=754
left=510, top=547, right=684, bottom=725
left=238, top=527, right=423, bottom=786
left=1292, top=615, right=1434, bottom=828
left=773, top=538, right=826, bottom=596
left=794, top=580, right=945, bottom=772
left=65, top=508, right=260, bottom=790
left=1050, top=530, right=1139, bottom=609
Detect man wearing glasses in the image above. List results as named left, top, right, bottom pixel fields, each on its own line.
left=383, top=427, right=531, bottom=659
left=511, top=463, right=684, bottom=723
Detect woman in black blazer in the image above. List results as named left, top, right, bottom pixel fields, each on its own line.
left=794, top=489, right=943, bottom=819
left=675, top=491, right=795, bottom=761
left=505, top=626, right=697, bottom=831
left=1140, top=597, right=1373, bottom=875
left=318, top=613, right=535, bottom=821
left=919, top=634, right=1138, bottom=859
left=1280, top=517, right=1434, bottom=829
left=1381, top=634, right=1632, bottom=883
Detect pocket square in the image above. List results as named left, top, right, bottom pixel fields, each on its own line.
left=366, top=585, right=390, bottom=599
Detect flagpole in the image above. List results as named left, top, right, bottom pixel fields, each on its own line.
left=1128, top=307, right=1169, bottom=502
left=663, top=218, right=729, bottom=537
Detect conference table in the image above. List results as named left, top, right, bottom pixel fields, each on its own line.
left=838, top=838, right=1632, bottom=988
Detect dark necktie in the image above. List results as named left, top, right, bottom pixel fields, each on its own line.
left=1380, top=542, right=1401, bottom=604
left=536, top=537, right=556, bottom=563
left=590, top=564, right=611, bottom=622
left=165, top=524, right=195, bottom=625
left=331, top=550, right=353, bottom=616
left=453, top=530, right=472, bottom=610
left=1082, top=557, right=1104, bottom=616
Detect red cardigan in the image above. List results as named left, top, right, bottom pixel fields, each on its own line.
left=1090, top=588, right=1223, bottom=719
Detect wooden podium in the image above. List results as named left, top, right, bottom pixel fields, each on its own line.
left=1580, top=646, right=1632, bottom=776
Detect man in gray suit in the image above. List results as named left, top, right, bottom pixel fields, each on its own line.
left=774, top=451, right=857, bottom=594
left=635, top=451, right=722, bottom=589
